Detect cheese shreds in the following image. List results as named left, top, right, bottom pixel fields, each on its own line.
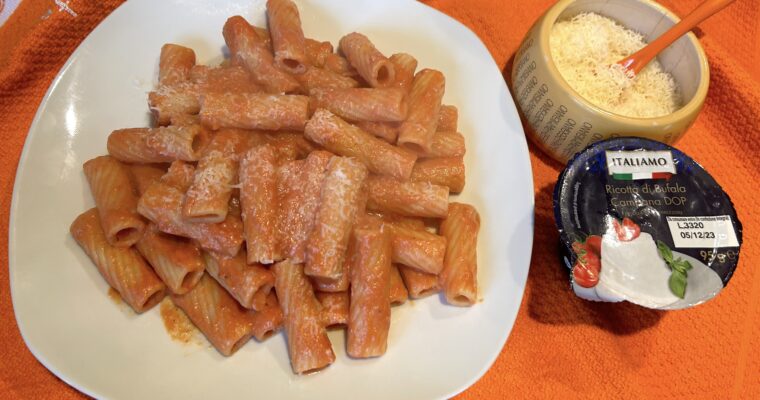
left=550, top=12, right=681, bottom=118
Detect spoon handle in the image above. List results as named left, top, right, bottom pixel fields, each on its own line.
left=620, top=0, right=735, bottom=75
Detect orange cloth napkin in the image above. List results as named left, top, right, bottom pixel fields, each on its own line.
left=1, top=0, right=758, bottom=398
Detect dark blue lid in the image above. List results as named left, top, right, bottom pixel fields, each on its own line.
left=553, top=137, right=742, bottom=309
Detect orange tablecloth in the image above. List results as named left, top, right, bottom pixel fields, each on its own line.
left=1, top=1, right=758, bottom=398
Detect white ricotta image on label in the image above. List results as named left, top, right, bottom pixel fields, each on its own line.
left=573, top=229, right=724, bottom=309
left=598, top=232, right=680, bottom=309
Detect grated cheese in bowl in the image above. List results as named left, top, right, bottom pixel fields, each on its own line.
left=549, top=12, right=681, bottom=118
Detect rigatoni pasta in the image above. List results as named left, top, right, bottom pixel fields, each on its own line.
left=386, top=219, right=447, bottom=274
left=158, top=44, right=196, bottom=86
left=276, top=151, right=331, bottom=263
left=354, top=121, right=398, bottom=143
left=70, top=1, right=486, bottom=373
left=70, top=208, right=165, bottom=313
left=200, top=93, right=310, bottom=131
left=439, top=203, right=480, bottom=306
left=419, top=130, right=466, bottom=159
left=136, top=224, right=205, bottom=295
left=240, top=145, right=281, bottom=264
left=294, top=66, right=359, bottom=93
left=108, top=126, right=204, bottom=163
left=274, top=260, right=336, bottom=374
left=324, top=53, right=359, bottom=77
left=304, top=109, right=417, bottom=179
left=161, top=160, right=196, bottom=192
left=266, top=0, right=308, bottom=74
left=389, top=53, right=417, bottom=92
left=148, top=84, right=201, bottom=127
left=304, top=38, right=333, bottom=68
left=312, top=226, right=356, bottom=293
left=397, top=69, right=446, bottom=153
left=182, top=149, right=237, bottom=223
left=250, top=292, right=284, bottom=341
left=222, top=15, right=300, bottom=93
left=203, top=250, right=275, bottom=311
left=305, top=156, right=368, bottom=280
left=129, top=164, right=166, bottom=195
left=366, top=175, right=449, bottom=218
left=437, top=105, right=458, bottom=132
left=137, top=182, right=244, bottom=257
left=339, top=32, right=395, bottom=88
left=171, top=273, right=255, bottom=356
left=310, top=88, right=408, bottom=122
left=83, top=156, right=146, bottom=247
left=410, top=156, right=466, bottom=193
left=316, top=291, right=349, bottom=328
left=108, top=128, right=174, bottom=164
left=389, top=264, right=409, bottom=306
left=347, top=223, right=392, bottom=358
left=398, top=264, right=440, bottom=299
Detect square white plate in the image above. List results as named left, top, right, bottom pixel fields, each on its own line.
left=9, top=1, right=534, bottom=399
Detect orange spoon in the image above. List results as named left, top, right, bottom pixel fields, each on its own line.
left=617, top=0, right=735, bottom=76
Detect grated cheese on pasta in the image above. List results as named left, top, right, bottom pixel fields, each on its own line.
left=550, top=12, right=681, bottom=118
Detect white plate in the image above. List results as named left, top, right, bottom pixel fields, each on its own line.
left=9, top=1, right=534, bottom=399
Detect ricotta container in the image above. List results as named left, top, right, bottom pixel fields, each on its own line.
left=554, top=138, right=742, bottom=309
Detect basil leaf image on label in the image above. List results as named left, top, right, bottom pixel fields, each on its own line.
left=657, top=240, right=692, bottom=298
left=656, top=240, right=674, bottom=263
left=669, top=271, right=688, bottom=299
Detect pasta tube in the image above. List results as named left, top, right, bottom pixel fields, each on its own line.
left=129, top=164, right=165, bottom=196
left=310, top=88, right=408, bottom=122
left=437, top=105, right=458, bottom=132
left=304, top=38, right=333, bottom=67
left=324, top=53, right=358, bottom=78
left=305, top=156, right=368, bottom=280
left=240, top=145, right=281, bottom=264
left=386, top=219, right=446, bottom=274
left=200, top=92, right=309, bottom=131
left=388, top=53, right=417, bottom=92
left=161, top=160, right=196, bottom=192
left=397, top=69, right=445, bottom=153
left=70, top=208, right=165, bottom=313
left=418, top=131, right=466, bottom=159
left=158, top=43, right=196, bottom=86
left=83, top=156, right=145, bottom=247
left=266, top=0, right=308, bottom=74
left=389, top=264, right=408, bottom=306
left=304, top=109, right=417, bottom=179
left=136, top=224, right=205, bottom=295
left=148, top=83, right=200, bottom=127
left=172, top=273, right=254, bottom=356
left=353, top=121, right=398, bottom=143
left=138, top=182, right=244, bottom=257
left=107, top=128, right=174, bottom=164
left=276, top=151, right=332, bottom=263
left=410, top=156, right=466, bottom=193
left=438, top=202, right=480, bottom=306
left=339, top=32, right=395, bottom=88
left=273, top=260, right=336, bottom=374
left=222, top=16, right=300, bottom=93
left=294, top=67, right=359, bottom=93
left=398, top=264, right=440, bottom=299
left=182, top=149, right=237, bottom=223
left=250, top=292, right=284, bottom=341
left=366, top=175, right=449, bottom=218
left=316, top=291, right=349, bottom=328
left=347, top=223, right=392, bottom=358
left=203, top=250, right=275, bottom=311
